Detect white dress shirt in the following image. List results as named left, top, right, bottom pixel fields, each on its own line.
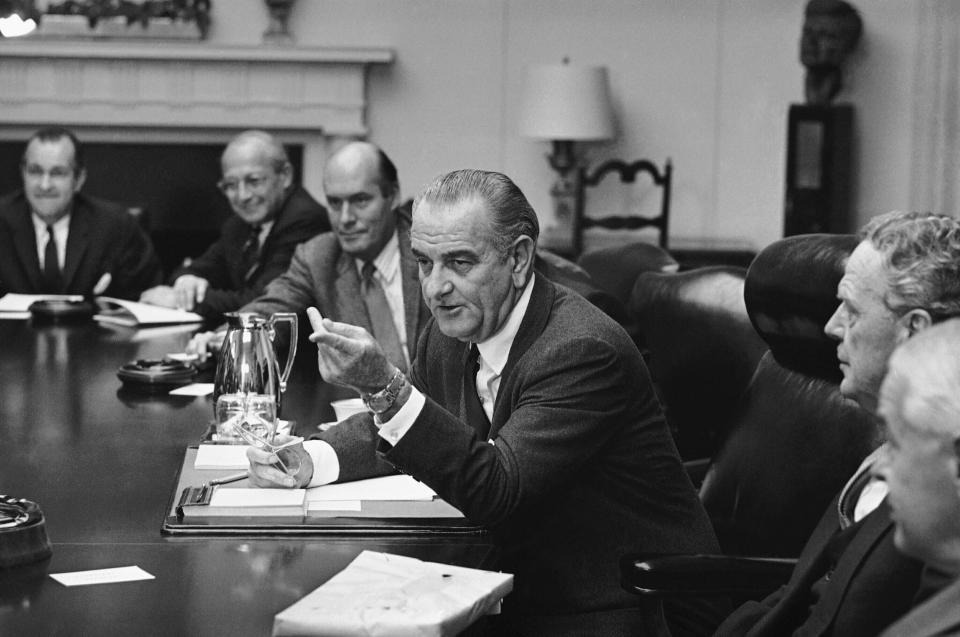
left=304, top=273, right=536, bottom=487
left=32, top=213, right=70, bottom=272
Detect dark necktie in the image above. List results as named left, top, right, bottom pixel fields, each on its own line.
left=463, top=345, right=491, bottom=440
left=240, top=224, right=262, bottom=283
left=361, top=261, right=407, bottom=372
left=43, top=225, right=62, bottom=292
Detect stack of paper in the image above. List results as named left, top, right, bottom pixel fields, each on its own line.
left=94, top=296, right=203, bottom=327
left=272, top=551, right=513, bottom=637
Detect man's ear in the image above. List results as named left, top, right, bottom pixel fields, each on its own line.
left=74, top=168, right=87, bottom=193
left=509, top=235, right=535, bottom=288
left=902, top=308, right=934, bottom=339
left=278, top=162, right=294, bottom=190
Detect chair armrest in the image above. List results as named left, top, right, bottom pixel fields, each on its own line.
left=620, top=554, right=797, bottom=597
left=683, top=457, right=711, bottom=487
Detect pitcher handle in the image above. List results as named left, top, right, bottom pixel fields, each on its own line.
left=270, top=312, right=298, bottom=394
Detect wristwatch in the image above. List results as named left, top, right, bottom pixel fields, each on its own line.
left=362, top=368, right=407, bottom=414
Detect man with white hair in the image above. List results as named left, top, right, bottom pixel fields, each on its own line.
left=875, top=318, right=960, bottom=636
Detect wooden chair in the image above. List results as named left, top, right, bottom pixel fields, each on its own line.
left=573, top=158, right=672, bottom=256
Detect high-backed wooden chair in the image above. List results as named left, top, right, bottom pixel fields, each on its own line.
left=622, top=234, right=880, bottom=600
left=573, top=158, right=672, bottom=256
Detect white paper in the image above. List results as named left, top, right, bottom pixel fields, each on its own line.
left=0, top=293, right=84, bottom=312
left=272, top=551, right=513, bottom=637
left=50, top=565, right=155, bottom=587
left=0, top=311, right=31, bottom=320
left=169, top=383, right=215, bottom=396
left=306, top=475, right=436, bottom=503
left=307, top=500, right=362, bottom=512
left=194, top=444, right=251, bottom=469
left=94, top=296, right=203, bottom=326
left=209, top=488, right=306, bottom=508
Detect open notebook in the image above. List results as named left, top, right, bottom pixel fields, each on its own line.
left=94, top=297, right=203, bottom=327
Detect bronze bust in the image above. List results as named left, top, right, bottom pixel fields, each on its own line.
left=800, top=0, right=863, bottom=105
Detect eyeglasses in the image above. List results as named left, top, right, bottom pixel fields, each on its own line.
left=217, top=173, right=272, bottom=197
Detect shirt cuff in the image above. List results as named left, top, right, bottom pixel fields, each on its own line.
left=376, top=387, right=426, bottom=446
left=303, top=439, right=341, bottom=487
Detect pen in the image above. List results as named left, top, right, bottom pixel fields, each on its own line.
left=209, top=471, right=248, bottom=486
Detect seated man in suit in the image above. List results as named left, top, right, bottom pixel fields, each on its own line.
left=0, top=126, right=162, bottom=299
left=140, top=130, right=329, bottom=320
left=716, top=210, right=960, bottom=637
left=249, top=169, right=719, bottom=635
left=189, top=141, right=429, bottom=374
left=874, top=319, right=960, bottom=637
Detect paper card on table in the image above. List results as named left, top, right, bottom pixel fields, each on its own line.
left=0, top=311, right=31, bottom=320
left=186, top=488, right=307, bottom=517
left=194, top=444, right=251, bottom=469
left=169, top=383, right=215, bottom=396
left=272, top=551, right=513, bottom=637
left=0, top=293, right=84, bottom=312
left=50, top=565, right=155, bottom=587
left=306, top=474, right=436, bottom=503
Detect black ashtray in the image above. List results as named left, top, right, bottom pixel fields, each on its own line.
left=0, top=495, right=52, bottom=569
left=29, top=299, right=94, bottom=323
left=117, top=358, right=198, bottom=392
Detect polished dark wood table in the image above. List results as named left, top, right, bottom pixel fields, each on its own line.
left=0, top=319, right=495, bottom=636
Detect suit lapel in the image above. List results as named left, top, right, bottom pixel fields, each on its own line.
left=62, top=203, right=91, bottom=291
left=800, top=500, right=896, bottom=634
left=488, top=275, right=555, bottom=437
left=9, top=203, right=45, bottom=289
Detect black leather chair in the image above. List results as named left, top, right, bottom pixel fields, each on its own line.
left=622, top=234, right=879, bottom=599
left=629, top=266, right=766, bottom=462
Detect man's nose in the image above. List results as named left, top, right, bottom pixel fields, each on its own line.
left=824, top=306, right=843, bottom=340
left=39, top=172, right=53, bottom=189
left=422, top=267, right=452, bottom=299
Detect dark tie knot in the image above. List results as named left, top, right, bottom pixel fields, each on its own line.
left=361, top=260, right=377, bottom=283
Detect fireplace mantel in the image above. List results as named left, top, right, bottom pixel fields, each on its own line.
left=0, top=41, right=394, bottom=193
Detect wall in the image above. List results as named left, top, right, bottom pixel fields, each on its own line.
left=207, top=0, right=920, bottom=252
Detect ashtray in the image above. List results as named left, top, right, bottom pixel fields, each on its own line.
left=0, top=495, right=52, bottom=568
left=29, top=299, right=94, bottom=323
left=117, top=358, right=198, bottom=392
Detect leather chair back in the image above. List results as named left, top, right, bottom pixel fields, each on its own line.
left=629, top=266, right=766, bottom=461
left=700, top=234, right=879, bottom=557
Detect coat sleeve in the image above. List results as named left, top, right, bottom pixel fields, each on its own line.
left=104, top=213, right=163, bottom=300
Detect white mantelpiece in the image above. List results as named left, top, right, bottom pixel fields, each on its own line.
left=0, top=40, right=394, bottom=193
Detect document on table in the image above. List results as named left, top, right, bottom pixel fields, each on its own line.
left=194, top=444, right=251, bottom=470
left=306, top=474, right=437, bottom=511
left=50, top=565, right=154, bottom=587
left=94, top=296, right=203, bottom=327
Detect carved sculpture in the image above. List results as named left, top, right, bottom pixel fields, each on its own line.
left=800, top=0, right=863, bottom=105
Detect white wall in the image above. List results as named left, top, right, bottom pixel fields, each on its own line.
left=205, top=0, right=922, bottom=252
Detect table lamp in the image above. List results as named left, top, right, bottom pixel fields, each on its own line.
left=519, top=60, right=614, bottom=246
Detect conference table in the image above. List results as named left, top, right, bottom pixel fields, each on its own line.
left=0, top=317, right=495, bottom=636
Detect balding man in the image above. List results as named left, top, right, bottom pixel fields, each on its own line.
left=141, top=129, right=329, bottom=319
left=0, top=126, right=162, bottom=300
left=191, top=141, right=429, bottom=374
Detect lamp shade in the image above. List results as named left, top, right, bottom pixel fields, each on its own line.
left=519, top=63, right=614, bottom=141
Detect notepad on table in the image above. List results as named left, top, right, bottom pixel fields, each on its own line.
left=181, top=488, right=307, bottom=518
left=94, top=296, right=203, bottom=327
left=194, top=444, right=252, bottom=470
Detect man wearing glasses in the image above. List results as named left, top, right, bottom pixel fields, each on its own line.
left=0, top=126, right=162, bottom=299
left=140, top=129, right=328, bottom=319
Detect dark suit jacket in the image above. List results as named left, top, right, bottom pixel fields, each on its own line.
left=242, top=209, right=428, bottom=369
left=326, top=276, right=719, bottom=634
left=174, top=185, right=328, bottom=319
left=716, top=498, right=923, bottom=637
left=0, top=191, right=162, bottom=300
left=880, top=576, right=960, bottom=637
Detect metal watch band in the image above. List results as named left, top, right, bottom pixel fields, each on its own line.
left=361, top=368, right=407, bottom=414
